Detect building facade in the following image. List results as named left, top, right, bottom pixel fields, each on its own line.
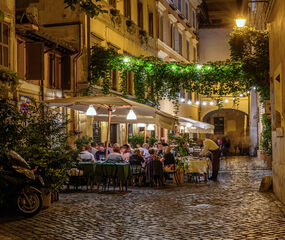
left=0, top=0, right=202, bottom=146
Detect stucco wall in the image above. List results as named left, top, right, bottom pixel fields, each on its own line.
left=199, top=28, right=232, bottom=63
left=268, top=0, right=285, bottom=204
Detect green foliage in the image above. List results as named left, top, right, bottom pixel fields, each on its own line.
left=229, top=27, right=270, bottom=101
left=89, top=45, right=250, bottom=108
left=74, top=136, right=93, bottom=150
left=0, top=68, right=20, bottom=93
left=148, top=137, right=157, bottom=146
left=128, top=134, right=144, bottom=148
left=260, top=114, right=272, bottom=156
left=168, top=133, right=194, bottom=157
left=0, top=98, right=75, bottom=191
left=64, top=0, right=107, bottom=18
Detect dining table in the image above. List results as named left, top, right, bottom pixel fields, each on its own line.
left=76, top=161, right=132, bottom=191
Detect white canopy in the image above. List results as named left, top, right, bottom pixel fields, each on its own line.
left=44, top=95, right=176, bottom=130
left=178, top=116, right=214, bottom=134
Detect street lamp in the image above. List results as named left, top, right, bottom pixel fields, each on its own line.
left=236, top=18, right=246, bottom=27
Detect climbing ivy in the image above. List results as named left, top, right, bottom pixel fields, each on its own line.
left=64, top=0, right=107, bottom=17
left=0, top=68, right=20, bottom=93
left=229, top=26, right=270, bottom=102
left=88, top=45, right=250, bottom=108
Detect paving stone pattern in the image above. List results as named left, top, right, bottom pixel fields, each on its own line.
left=1, top=157, right=285, bottom=240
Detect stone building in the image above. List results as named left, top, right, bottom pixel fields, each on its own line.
left=251, top=0, right=285, bottom=204
left=0, top=0, right=202, bottom=145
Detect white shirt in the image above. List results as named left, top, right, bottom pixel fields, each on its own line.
left=199, top=139, right=219, bottom=156
left=79, top=151, right=95, bottom=161
left=91, top=147, right=97, bottom=156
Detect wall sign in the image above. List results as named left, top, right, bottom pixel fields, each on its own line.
left=20, top=103, right=29, bottom=114
left=19, top=94, right=30, bottom=103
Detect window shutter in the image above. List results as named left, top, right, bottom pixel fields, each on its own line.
left=26, top=42, right=43, bottom=80
left=61, top=55, right=71, bottom=90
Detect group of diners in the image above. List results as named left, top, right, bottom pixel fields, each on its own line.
left=78, top=142, right=176, bottom=186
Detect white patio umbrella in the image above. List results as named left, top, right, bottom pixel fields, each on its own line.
left=44, top=95, right=176, bottom=157
left=178, top=116, right=214, bottom=134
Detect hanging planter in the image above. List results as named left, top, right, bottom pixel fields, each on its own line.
left=110, top=8, right=121, bottom=26
left=126, top=19, right=136, bottom=34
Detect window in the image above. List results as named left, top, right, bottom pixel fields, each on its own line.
left=148, top=11, right=153, bottom=37
left=127, top=71, right=133, bottom=95
left=17, top=39, right=25, bottom=79
left=193, top=46, right=197, bottom=62
left=159, top=14, right=163, bottom=41
left=177, top=0, right=182, bottom=13
left=187, top=91, right=192, bottom=102
left=0, top=22, right=10, bottom=67
left=192, top=10, right=196, bottom=28
left=170, top=23, right=174, bottom=48
left=186, top=40, right=190, bottom=60
left=178, top=32, right=182, bottom=55
left=185, top=1, right=189, bottom=21
left=174, top=28, right=179, bottom=52
left=214, top=117, right=224, bottom=134
left=109, top=0, right=116, bottom=8
left=48, top=53, right=62, bottom=89
left=137, top=1, right=143, bottom=29
left=252, top=0, right=256, bottom=11
left=111, top=69, right=117, bottom=91
left=124, top=0, right=131, bottom=19
left=163, top=18, right=167, bottom=43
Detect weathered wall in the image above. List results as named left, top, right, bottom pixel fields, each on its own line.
left=199, top=28, right=232, bottom=63
left=268, top=0, right=285, bottom=204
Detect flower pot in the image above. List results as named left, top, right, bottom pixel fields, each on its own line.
left=41, top=188, right=51, bottom=209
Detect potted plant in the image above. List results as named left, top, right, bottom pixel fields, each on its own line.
left=128, top=134, right=144, bottom=148
left=260, top=114, right=272, bottom=166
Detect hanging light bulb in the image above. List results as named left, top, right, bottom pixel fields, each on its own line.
left=127, top=108, right=136, bottom=120
left=195, top=101, right=200, bottom=105
left=180, top=98, right=185, bottom=103
left=187, top=100, right=192, bottom=105
left=210, top=101, right=214, bottom=106
left=196, top=64, right=202, bottom=70
left=123, top=57, right=130, bottom=63
left=147, top=124, right=155, bottom=131
left=253, top=86, right=256, bottom=90
left=233, top=97, right=236, bottom=101
left=240, top=93, right=244, bottom=97
left=186, top=122, right=192, bottom=128
left=225, top=99, right=229, bottom=103
left=247, top=90, right=250, bottom=94
left=202, top=101, right=207, bottom=106
left=86, top=105, right=97, bottom=116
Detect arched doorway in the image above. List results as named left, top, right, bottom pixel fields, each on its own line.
left=203, top=109, right=250, bottom=155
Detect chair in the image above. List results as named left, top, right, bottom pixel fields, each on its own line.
left=146, top=160, right=164, bottom=187
left=164, top=162, right=181, bottom=185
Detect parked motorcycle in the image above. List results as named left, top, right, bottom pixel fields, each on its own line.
left=0, top=151, right=44, bottom=217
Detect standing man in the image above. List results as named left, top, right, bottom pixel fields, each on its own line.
left=198, top=138, right=221, bottom=181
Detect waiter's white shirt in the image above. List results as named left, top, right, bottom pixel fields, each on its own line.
left=199, top=139, right=219, bottom=156
left=79, top=151, right=95, bottom=161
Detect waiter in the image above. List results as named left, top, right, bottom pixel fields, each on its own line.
left=198, top=138, right=221, bottom=181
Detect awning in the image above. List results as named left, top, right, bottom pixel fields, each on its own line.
left=44, top=95, right=176, bottom=130
left=178, top=116, right=214, bottom=134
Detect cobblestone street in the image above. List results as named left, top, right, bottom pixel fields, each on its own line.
left=1, top=157, right=284, bottom=240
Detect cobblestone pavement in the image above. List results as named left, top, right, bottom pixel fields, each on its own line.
left=1, top=156, right=285, bottom=240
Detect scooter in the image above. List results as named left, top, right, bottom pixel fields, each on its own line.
left=0, top=151, right=44, bottom=217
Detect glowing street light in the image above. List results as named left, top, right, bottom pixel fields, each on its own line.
left=236, top=18, right=246, bottom=28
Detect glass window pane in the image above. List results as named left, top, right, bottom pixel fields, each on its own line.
left=3, top=24, right=8, bottom=45
left=3, top=46, right=8, bottom=67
